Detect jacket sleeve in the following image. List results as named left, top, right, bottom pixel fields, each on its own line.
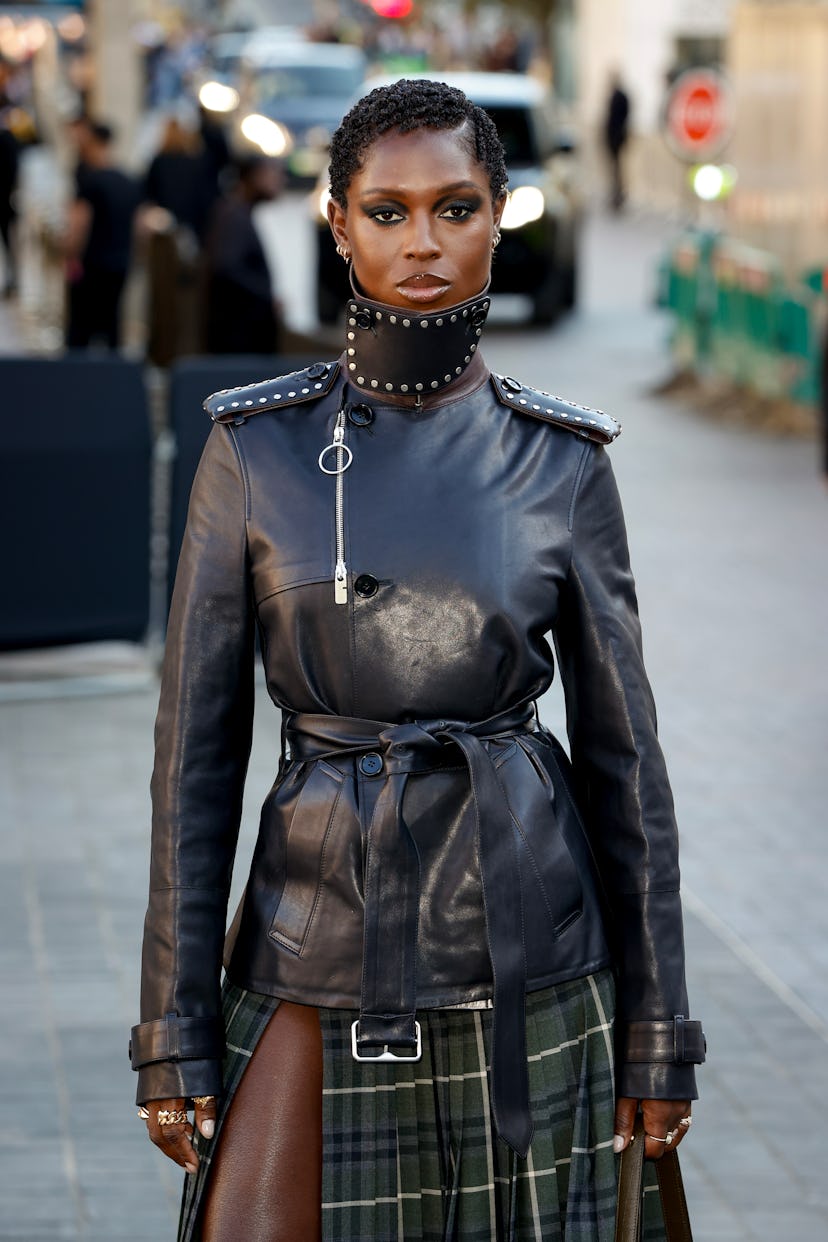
left=131, top=423, right=255, bottom=1102
left=553, top=442, right=703, bottom=1101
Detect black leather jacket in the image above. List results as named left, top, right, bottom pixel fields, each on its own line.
left=132, top=354, right=703, bottom=1148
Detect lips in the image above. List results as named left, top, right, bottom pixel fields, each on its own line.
left=395, top=273, right=452, bottom=304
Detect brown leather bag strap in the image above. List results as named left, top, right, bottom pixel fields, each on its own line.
left=615, top=1116, right=693, bottom=1242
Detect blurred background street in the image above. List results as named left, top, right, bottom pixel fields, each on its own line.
left=1, top=1, right=827, bottom=1240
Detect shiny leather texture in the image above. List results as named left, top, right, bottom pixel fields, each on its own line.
left=134, top=357, right=701, bottom=1121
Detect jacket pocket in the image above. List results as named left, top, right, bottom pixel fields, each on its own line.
left=492, top=737, right=583, bottom=939
left=269, top=759, right=346, bottom=955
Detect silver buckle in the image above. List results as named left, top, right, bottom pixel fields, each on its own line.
left=350, top=1020, right=422, bottom=1063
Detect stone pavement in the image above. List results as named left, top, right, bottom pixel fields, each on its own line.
left=1, top=206, right=827, bottom=1240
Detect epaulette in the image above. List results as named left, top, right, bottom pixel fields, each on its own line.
left=205, top=361, right=340, bottom=424
left=492, top=373, right=621, bottom=444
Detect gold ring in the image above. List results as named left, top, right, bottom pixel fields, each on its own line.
left=191, top=1096, right=214, bottom=1108
left=137, top=1106, right=150, bottom=1120
left=157, top=1108, right=189, bottom=1126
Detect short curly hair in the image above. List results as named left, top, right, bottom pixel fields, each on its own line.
left=328, top=78, right=508, bottom=207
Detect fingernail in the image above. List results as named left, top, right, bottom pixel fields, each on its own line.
left=613, top=1134, right=626, bottom=1154
left=200, top=1119, right=214, bottom=1139
left=185, top=1163, right=198, bottom=1174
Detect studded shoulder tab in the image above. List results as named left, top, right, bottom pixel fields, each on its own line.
left=492, top=373, right=621, bottom=444
left=205, top=361, right=340, bottom=424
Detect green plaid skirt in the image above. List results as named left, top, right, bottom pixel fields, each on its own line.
left=179, top=970, right=667, bottom=1241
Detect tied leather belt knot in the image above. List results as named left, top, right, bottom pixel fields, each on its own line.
left=285, top=704, right=537, bottom=1158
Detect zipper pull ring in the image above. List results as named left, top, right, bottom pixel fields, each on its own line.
left=318, top=428, right=353, bottom=475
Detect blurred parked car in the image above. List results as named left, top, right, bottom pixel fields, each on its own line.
left=238, top=43, right=367, bottom=184
left=314, top=71, right=581, bottom=325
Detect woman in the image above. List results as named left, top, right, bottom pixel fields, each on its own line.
left=132, top=80, right=705, bottom=1241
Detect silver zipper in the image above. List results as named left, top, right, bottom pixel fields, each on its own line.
left=318, top=407, right=353, bottom=605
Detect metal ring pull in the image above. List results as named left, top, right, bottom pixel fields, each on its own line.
left=318, top=441, right=353, bottom=475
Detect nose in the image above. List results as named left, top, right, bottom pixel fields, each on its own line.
left=404, top=211, right=440, bottom=260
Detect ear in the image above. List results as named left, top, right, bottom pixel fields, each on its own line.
left=493, top=190, right=507, bottom=231
left=327, top=195, right=349, bottom=251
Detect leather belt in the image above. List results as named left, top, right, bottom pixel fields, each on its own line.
left=285, top=703, right=536, bottom=1157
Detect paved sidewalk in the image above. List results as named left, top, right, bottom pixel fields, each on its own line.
left=2, top=207, right=827, bottom=1239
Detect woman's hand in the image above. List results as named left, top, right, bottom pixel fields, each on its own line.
left=613, top=1097, right=692, bottom=1160
left=141, top=1096, right=218, bottom=1173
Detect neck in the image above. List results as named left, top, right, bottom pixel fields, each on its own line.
left=343, top=279, right=492, bottom=407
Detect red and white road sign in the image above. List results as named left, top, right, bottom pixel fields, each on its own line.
left=663, top=68, right=732, bottom=163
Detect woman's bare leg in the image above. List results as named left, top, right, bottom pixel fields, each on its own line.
left=201, top=1001, right=323, bottom=1242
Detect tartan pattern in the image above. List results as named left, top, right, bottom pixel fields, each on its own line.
left=179, top=971, right=668, bottom=1241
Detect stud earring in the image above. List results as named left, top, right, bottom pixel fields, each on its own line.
left=336, top=244, right=351, bottom=262
left=492, top=231, right=502, bottom=251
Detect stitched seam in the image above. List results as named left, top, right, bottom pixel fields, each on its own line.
left=256, top=575, right=336, bottom=604
left=227, top=424, right=251, bottom=521
left=567, top=440, right=591, bottom=534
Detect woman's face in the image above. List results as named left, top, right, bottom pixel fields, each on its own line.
left=328, top=125, right=504, bottom=312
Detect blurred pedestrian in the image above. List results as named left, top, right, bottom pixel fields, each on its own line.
left=604, top=72, right=630, bottom=211
left=0, top=107, right=20, bottom=297
left=203, top=155, right=283, bottom=355
left=63, top=121, right=140, bottom=350
left=198, top=103, right=232, bottom=209
left=143, top=114, right=213, bottom=243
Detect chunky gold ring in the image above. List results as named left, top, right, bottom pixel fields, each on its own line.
left=191, top=1096, right=214, bottom=1108
left=157, top=1108, right=189, bottom=1126
left=137, top=1106, right=150, bottom=1120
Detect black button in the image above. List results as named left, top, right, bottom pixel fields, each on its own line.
left=359, top=752, right=383, bottom=776
left=354, top=573, right=378, bottom=598
left=307, top=362, right=328, bottom=380
left=503, top=375, right=522, bottom=393
left=355, top=309, right=372, bottom=330
left=348, top=403, right=374, bottom=427
left=471, top=307, right=487, bottom=327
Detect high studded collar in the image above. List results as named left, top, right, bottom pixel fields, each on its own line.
left=344, top=282, right=491, bottom=401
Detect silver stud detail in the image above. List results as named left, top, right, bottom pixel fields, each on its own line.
left=560, top=411, right=568, bottom=418
left=431, top=381, right=438, bottom=389
left=520, top=398, right=527, bottom=405
left=348, top=348, right=355, bottom=356
left=231, top=401, right=239, bottom=407
left=400, top=384, right=408, bottom=392
left=436, top=318, right=443, bottom=326
left=348, top=332, right=355, bottom=340
left=470, top=344, right=476, bottom=352
left=421, top=319, right=428, bottom=328
left=464, top=355, right=471, bottom=363
left=444, top=374, right=451, bottom=382
left=275, top=394, right=282, bottom=400
left=348, top=318, right=356, bottom=326
left=245, top=400, right=253, bottom=406
left=451, top=314, right=457, bottom=323
left=288, top=391, right=296, bottom=397
left=385, top=383, right=393, bottom=391
left=349, top=363, right=356, bottom=370
left=574, top=416, right=582, bottom=422
left=217, top=405, right=225, bottom=412
left=416, top=383, right=423, bottom=391
left=376, top=311, right=382, bottom=320
left=455, top=367, right=462, bottom=374
left=315, top=383, right=323, bottom=389
left=533, top=404, right=540, bottom=410
left=357, top=376, right=365, bottom=384
left=259, top=397, right=267, bottom=403
left=302, top=388, right=309, bottom=394
left=403, top=319, right=410, bottom=327
left=476, top=328, right=482, bottom=337
left=390, top=315, right=397, bottom=324
left=462, top=309, right=468, bottom=317
left=370, top=379, right=378, bottom=388
left=350, top=304, right=357, bottom=312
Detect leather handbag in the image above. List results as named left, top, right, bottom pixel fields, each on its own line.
left=615, top=1116, right=693, bottom=1242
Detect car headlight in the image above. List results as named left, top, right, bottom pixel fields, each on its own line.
left=240, top=114, right=293, bottom=158
left=500, top=185, right=545, bottom=230
left=198, top=80, right=239, bottom=113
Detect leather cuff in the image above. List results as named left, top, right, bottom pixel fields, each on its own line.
left=620, top=1015, right=706, bottom=1065
left=129, top=1013, right=225, bottom=1070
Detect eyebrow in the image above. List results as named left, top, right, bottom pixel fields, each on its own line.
left=358, top=180, right=483, bottom=199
